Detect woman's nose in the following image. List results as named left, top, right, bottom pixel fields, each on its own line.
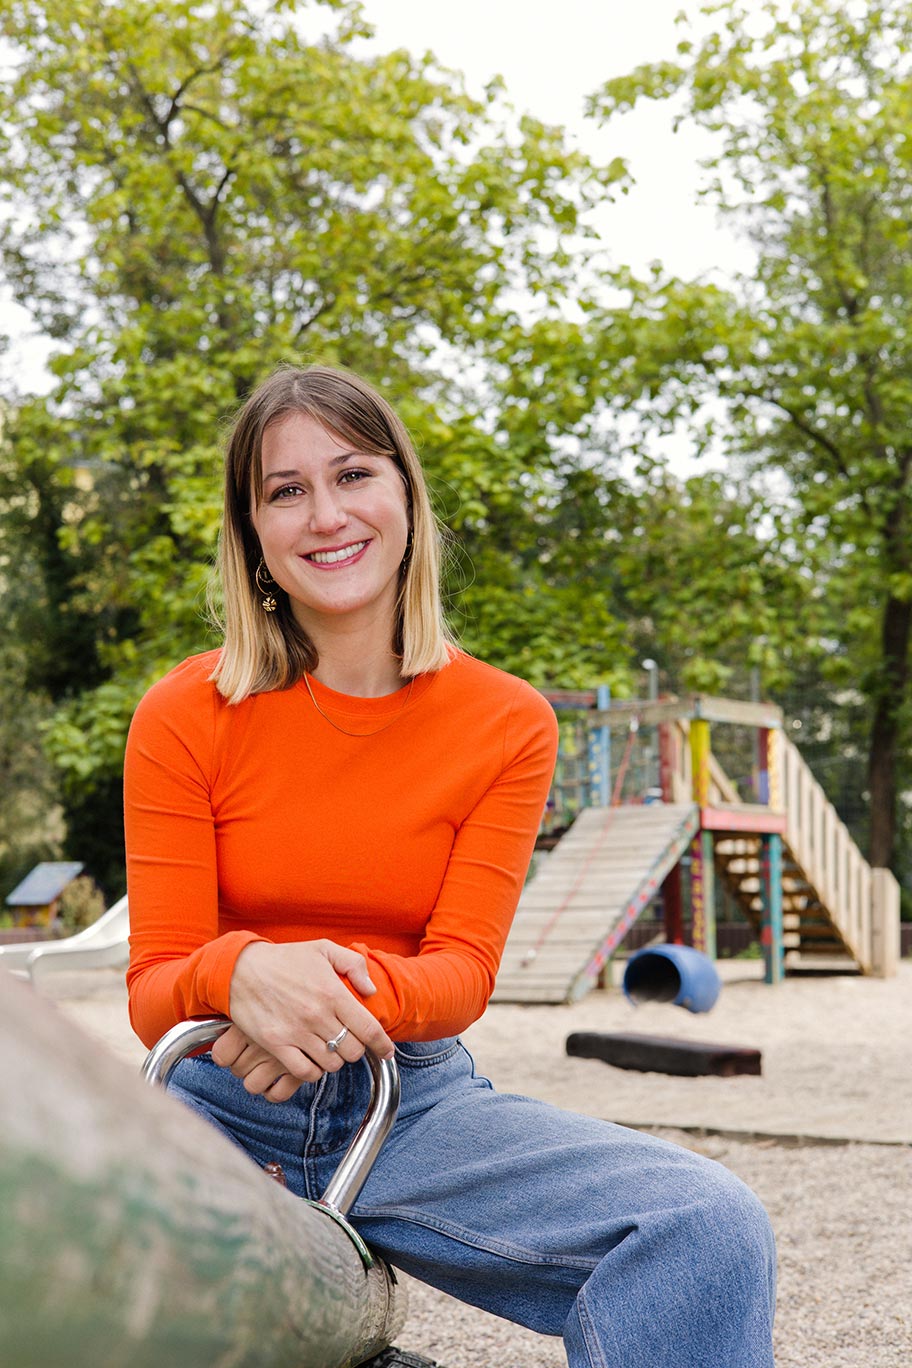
left=309, top=483, right=347, bottom=532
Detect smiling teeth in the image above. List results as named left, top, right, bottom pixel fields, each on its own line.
left=308, top=542, right=366, bottom=564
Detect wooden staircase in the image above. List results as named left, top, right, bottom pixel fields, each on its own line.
left=714, top=835, right=860, bottom=965
left=666, top=717, right=896, bottom=974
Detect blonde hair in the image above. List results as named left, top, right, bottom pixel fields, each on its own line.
left=210, top=364, right=455, bottom=703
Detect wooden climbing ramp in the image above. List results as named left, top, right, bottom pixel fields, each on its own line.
left=493, top=803, right=700, bottom=1004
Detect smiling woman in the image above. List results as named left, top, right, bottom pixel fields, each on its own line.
left=210, top=366, right=452, bottom=704
left=253, top=411, right=411, bottom=650
left=123, top=362, right=776, bottom=1368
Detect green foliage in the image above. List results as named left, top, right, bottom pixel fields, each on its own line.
left=607, top=462, right=817, bottom=696
left=588, top=0, right=912, bottom=870
left=0, top=652, right=63, bottom=897
left=0, top=0, right=632, bottom=882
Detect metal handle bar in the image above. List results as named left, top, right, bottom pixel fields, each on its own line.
left=141, top=1016, right=400, bottom=1217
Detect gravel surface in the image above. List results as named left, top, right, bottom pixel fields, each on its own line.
left=36, top=958, right=912, bottom=1366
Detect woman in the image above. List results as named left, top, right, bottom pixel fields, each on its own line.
left=125, top=364, right=776, bottom=1367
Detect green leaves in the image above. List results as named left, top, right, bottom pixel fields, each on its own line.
left=587, top=0, right=912, bottom=869
left=9, top=0, right=907, bottom=886
left=0, top=0, right=631, bottom=850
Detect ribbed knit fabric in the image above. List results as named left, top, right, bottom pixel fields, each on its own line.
left=124, top=649, right=557, bottom=1047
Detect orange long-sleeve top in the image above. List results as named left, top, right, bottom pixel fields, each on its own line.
left=124, top=648, right=558, bottom=1048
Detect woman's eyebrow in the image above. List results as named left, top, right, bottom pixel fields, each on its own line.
left=262, top=468, right=301, bottom=485
left=262, top=452, right=379, bottom=485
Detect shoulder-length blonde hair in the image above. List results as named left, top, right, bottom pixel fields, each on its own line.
left=210, top=364, right=454, bottom=703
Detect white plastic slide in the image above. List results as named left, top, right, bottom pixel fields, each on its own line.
left=0, top=895, right=129, bottom=980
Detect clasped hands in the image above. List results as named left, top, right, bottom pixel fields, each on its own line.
left=212, top=939, right=394, bottom=1104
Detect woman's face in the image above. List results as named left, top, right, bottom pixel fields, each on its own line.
left=251, top=411, right=410, bottom=640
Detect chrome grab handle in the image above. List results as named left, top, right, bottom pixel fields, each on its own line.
left=142, top=1016, right=400, bottom=1217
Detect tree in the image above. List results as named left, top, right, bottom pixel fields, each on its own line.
left=463, top=303, right=818, bottom=699
left=0, top=0, right=629, bottom=880
left=0, top=652, right=63, bottom=896
left=0, top=0, right=818, bottom=893
left=588, top=0, right=912, bottom=870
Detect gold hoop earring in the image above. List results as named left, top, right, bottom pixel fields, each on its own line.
left=255, top=559, right=278, bottom=613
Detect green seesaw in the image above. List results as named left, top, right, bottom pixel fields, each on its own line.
left=0, top=969, right=408, bottom=1367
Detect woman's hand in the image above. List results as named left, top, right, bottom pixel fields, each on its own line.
left=224, top=939, right=395, bottom=1088
left=211, top=1024, right=303, bottom=1103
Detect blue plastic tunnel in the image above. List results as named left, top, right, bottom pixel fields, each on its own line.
left=622, top=944, right=721, bottom=1014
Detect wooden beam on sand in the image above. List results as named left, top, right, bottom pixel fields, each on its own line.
left=566, top=1031, right=763, bottom=1078
left=0, top=970, right=406, bottom=1368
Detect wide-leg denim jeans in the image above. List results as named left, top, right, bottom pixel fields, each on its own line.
left=171, top=1038, right=776, bottom=1367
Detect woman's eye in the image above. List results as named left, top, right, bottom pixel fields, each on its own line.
left=267, top=469, right=369, bottom=501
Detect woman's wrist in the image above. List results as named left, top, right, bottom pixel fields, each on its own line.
left=229, top=940, right=275, bottom=1014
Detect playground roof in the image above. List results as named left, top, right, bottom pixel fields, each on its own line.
left=5, top=862, right=84, bottom=907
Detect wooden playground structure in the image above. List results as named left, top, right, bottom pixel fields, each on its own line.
left=494, top=692, right=901, bottom=1003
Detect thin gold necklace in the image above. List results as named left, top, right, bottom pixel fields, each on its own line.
left=302, top=672, right=415, bottom=737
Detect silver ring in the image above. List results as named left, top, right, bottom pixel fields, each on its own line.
left=325, top=1026, right=349, bottom=1054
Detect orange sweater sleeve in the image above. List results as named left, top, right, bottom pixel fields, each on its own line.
left=124, top=656, right=270, bottom=1046
left=348, top=681, right=557, bottom=1038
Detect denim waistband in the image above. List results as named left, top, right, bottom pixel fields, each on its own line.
left=174, top=1035, right=469, bottom=1160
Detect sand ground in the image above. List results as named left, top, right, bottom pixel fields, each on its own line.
left=30, top=957, right=912, bottom=1367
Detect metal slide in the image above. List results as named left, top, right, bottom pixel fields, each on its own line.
left=0, top=894, right=129, bottom=979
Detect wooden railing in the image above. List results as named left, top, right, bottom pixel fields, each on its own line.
left=775, top=730, right=899, bottom=974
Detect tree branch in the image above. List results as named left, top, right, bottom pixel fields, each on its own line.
left=735, top=383, right=876, bottom=519
left=165, top=55, right=234, bottom=128
left=179, top=101, right=237, bottom=134
left=122, top=61, right=235, bottom=274
left=292, top=297, right=335, bottom=340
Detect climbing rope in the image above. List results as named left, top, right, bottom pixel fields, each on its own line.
left=520, top=717, right=641, bottom=969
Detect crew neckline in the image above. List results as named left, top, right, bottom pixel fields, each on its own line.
left=300, top=668, right=436, bottom=719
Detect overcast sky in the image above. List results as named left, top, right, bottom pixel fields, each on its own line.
left=360, top=0, right=754, bottom=280
left=4, top=0, right=757, bottom=393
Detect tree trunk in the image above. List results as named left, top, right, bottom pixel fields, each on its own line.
left=867, top=591, right=912, bottom=868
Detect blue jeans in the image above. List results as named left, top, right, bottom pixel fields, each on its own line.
left=170, top=1038, right=776, bottom=1367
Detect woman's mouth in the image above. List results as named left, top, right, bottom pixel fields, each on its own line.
left=304, top=540, right=368, bottom=566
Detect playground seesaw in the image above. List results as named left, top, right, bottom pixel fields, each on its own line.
left=0, top=969, right=408, bottom=1367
